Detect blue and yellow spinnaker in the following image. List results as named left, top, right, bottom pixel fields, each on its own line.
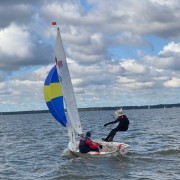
left=44, top=65, right=67, bottom=127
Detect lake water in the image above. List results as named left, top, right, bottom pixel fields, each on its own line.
left=0, top=108, right=179, bottom=180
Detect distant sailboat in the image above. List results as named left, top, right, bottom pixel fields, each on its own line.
left=44, top=25, right=129, bottom=157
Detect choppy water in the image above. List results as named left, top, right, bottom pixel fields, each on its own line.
left=0, top=108, right=180, bottom=180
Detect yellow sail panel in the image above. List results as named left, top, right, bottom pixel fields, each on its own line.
left=49, top=83, right=63, bottom=99
left=44, top=85, right=50, bottom=102
left=44, top=83, right=63, bottom=102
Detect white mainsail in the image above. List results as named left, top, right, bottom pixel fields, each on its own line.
left=54, top=28, right=83, bottom=136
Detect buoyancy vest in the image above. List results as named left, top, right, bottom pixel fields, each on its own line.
left=79, top=138, right=90, bottom=153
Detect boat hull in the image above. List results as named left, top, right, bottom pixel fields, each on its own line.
left=68, top=141, right=129, bottom=158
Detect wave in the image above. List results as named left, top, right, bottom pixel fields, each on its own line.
left=125, top=148, right=180, bottom=157
left=155, top=148, right=180, bottom=155
left=62, top=148, right=76, bottom=158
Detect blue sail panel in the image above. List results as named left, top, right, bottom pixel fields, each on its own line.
left=46, top=97, right=66, bottom=127
left=45, top=65, right=59, bottom=85
left=44, top=65, right=67, bottom=127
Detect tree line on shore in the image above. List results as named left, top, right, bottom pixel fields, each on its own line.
left=1, top=103, right=180, bottom=115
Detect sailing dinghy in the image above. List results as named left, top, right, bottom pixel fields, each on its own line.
left=44, top=26, right=129, bottom=157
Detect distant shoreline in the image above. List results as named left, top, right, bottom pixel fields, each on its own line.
left=0, top=103, right=179, bottom=115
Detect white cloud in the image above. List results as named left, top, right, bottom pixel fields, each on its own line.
left=125, top=81, right=154, bottom=89
left=0, top=24, right=32, bottom=59
left=30, top=64, right=53, bottom=81
left=116, top=31, right=152, bottom=48
left=0, top=78, right=45, bottom=111
left=121, top=60, right=146, bottom=74
left=0, top=24, right=52, bottom=71
left=0, top=3, right=34, bottom=27
left=144, top=42, right=180, bottom=71
left=40, top=1, right=83, bottom=25
left=159, top=42, right=180, bottom=55
left=164, top=78, right=180, bottom=88
left=118, top=77, right=136, bottom=84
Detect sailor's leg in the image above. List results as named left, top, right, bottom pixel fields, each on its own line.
left=103, top=129, right=116, bottom=141
left=107, top=130, right=117, bottom=141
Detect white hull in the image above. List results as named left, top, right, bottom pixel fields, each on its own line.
left=68, top=141, right=129, bottom=158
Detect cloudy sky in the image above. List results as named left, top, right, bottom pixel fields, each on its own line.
left=0, top=0, right=180, bottom=112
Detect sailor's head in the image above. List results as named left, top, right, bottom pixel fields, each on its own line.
left=85, top=131, right=91, bottom=138
left=115, top=108, right=124, bottom=116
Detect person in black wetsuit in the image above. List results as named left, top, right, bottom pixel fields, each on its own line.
left=102, top=109, right=129, bottom=142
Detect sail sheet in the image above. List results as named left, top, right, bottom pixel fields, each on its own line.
left=54, top=28, right=83, bottom=135
left=44, top=65, right=67, bottom=127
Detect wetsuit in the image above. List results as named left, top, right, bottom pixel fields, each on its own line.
left=104, top=115, right=129, bottom=141
left=79, top=137, right=100, bottom=153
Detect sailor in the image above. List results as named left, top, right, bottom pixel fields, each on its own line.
left=102, top=109, right=129, bottom=142
left=79, top=131, right=102, bottom=153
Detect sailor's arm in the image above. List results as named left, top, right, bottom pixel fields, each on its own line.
left=104, top=119, right=118, bottom=127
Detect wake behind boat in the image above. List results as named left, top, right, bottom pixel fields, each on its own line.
left=44, top=24, right=129, bottom=157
